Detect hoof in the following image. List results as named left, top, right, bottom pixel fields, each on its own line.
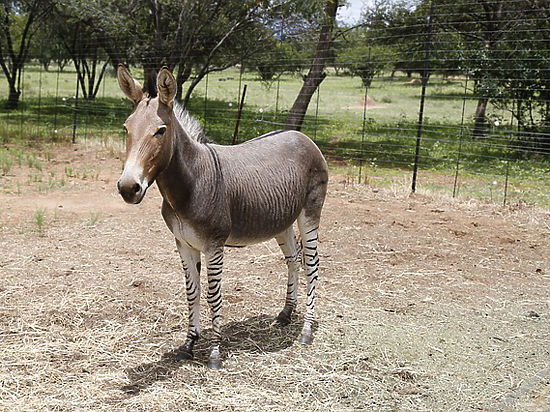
left=207, top=357, right=222, bottom=370
left=175, top=349, right=194, bottom=362
left=276, top=312, right=291, bottom=326
left=298, top=333, right=313, bottom=345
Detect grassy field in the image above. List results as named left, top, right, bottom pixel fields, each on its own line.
left=1, top=63, right=549, bottom=207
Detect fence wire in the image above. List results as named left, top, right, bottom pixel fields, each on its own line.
left=1, top=0, right=549, bottom=207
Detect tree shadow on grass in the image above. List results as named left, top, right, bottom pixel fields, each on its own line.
left=121, top=313, right=302, bottom=395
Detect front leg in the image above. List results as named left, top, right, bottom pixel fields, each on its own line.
left=205, top=246, right=224, bottom=369
left=175, top=239, right=201, bottom=361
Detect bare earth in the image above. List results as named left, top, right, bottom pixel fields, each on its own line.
left=0, top=142, right=549, bottom=411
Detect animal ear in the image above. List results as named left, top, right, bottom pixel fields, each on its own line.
left=157, top=66, right=177, bottom=106
left=117, top=64, right=143, bottom=103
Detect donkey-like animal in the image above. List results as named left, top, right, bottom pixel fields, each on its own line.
left=116, top=65, right=328, bottom=369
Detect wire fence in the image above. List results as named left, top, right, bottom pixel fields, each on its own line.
left=1, top=0, right=549, bottom=207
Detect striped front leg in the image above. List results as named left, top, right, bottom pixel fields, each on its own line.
left=298, top=218, right=320, bottom=345
left=205, top=247, right=224, bottom=369
left=175, top=239, right=201, bottom=360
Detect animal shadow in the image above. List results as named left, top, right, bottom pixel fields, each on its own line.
left=121, top=314, right=302, bottom=394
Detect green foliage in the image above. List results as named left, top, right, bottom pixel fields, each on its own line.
left=0, top=148, right=13, bottom=175
left=336, top=37, right=393, bottom=87
left=34, top=208, right=46, bottom=235
left=87, top=212, right=100, bottom=227
left=252, top=42, right=304, bottom=84
left=0, top=0, right=54, bottom=108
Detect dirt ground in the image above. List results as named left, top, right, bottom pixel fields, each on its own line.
left=0, top=142, right=549, bottom=411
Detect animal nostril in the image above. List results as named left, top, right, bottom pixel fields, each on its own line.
left=132, top=183, right=141, bottom=194
left=117, top=181, right=121, bottom=193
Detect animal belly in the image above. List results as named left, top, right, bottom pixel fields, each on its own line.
left=224, top=232, right=277, bottom=247
left=226, top=204, right=301, bottom=246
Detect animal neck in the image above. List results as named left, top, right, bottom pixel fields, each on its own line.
left=155, top=112, right=208, bottom=212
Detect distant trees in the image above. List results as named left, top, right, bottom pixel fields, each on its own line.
left=1, top=0, right=328, bottom=108
left=484, top=1, right=550, bottom=147
left=339, top=0, right=550, bottom=148
left=0, top=0, right=53, bottom=108
left=1, top=0, right=549, bottom=152
left=53, top=0, right=280, bottom=104
left=432, top=0, right=528, bottom=137
left=252, top=41, right=304, bottom=83
left=430, top=0, right=550, bottom=147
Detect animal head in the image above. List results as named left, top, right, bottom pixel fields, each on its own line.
left=116, top=64, right=177, bottom=204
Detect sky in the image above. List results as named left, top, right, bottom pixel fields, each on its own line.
left=337, top=0, right=372, bottom=25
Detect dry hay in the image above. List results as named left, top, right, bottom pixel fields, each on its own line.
left=0, top=144, right=549, bottom=410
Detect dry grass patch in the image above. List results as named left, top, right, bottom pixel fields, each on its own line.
left=1, top=145, right=549, bottom=410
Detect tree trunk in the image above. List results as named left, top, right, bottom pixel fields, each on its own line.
left=175, top=63, right=192, bottom=101
left=182, top=71, right=207, bottom=109
left=285, top=0, right=338, bottom=131
left=143, top=67, right=158, bottom=98
left=473, top=97, right=488, bottom=138
left=7, top=85, right=20, bottom=110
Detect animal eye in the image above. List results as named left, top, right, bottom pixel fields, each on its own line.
left=154, top=126, right=167, bottom=137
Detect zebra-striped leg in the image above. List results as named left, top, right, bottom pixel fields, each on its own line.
left=205, top=247, right=224, bottom=370
left=275, top=227, right=301, bottom=326
left=175, top=239, right=201, bottom=361
left=297, top=216, right=320, bottom=345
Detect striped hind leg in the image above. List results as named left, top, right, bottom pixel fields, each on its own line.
left=297, top=213, right=320, bottom=345
left=275, top=226, right=301, bottom=326
left=204, top=246, right=224, bottom=369
left=175, top=239, right=201, bottom=360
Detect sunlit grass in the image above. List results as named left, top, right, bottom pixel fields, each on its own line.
left=1, top=63, right=549, bottom=206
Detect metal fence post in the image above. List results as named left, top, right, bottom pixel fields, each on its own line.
left=72, top=69, right=80, bottom=144
left=313, top=84, right=320, bottom=142
left=504, top=100, right=521, bottom=206
left=203, top=72, right=209, bottom=132
left=453, top=77, right=469, bottom=197
left=37, top=65, right=42, bottom=127
left=411, top=0, right=435, bottom=193
left=359, top=47, right=371, bottom=184
left=53, top=54, right=61, bottom=137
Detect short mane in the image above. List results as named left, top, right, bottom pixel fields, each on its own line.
left=173, top=101, right=211, bottom=143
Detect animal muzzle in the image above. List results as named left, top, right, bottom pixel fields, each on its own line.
left=117, top=171, right=149, bottom=204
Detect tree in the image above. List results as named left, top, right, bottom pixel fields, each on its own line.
left=253, top=41, right=301, bottom=83
left=28, top=20, right=68, bottom=71
left=65, top=25, right=109, bottom=100
left=285, top=0, right=339, bottom=131
left=434, top=0, right=531, bottom=137
left=55, top=0, right=301, bottom=106
left=360, top=0, right=425, bottom=78
left=357, top=0, right=462, bottom=81
left=335, top=27, right=395, bottom=87
left=0, top=0, right=53, bottom=109
left=489, top=1, right=550, bottom=151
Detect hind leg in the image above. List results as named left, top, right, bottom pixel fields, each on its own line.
left=204, top=245, right=225, bottom=370
left=297, top=212, right=320, bottom=345
left=275, top=226, right=301, bottom=326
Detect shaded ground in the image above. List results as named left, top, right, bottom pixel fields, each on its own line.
left=0, top=142, right=549, bottom=411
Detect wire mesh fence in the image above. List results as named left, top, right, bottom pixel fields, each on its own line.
left=1, top=0, right=549, bottom=206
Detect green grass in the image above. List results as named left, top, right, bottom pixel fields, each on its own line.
left=1, top=63, right=549, bottom=207
left=34, top=208, right=46, bottom=236
left=0, top=148, right=14, bottom=175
